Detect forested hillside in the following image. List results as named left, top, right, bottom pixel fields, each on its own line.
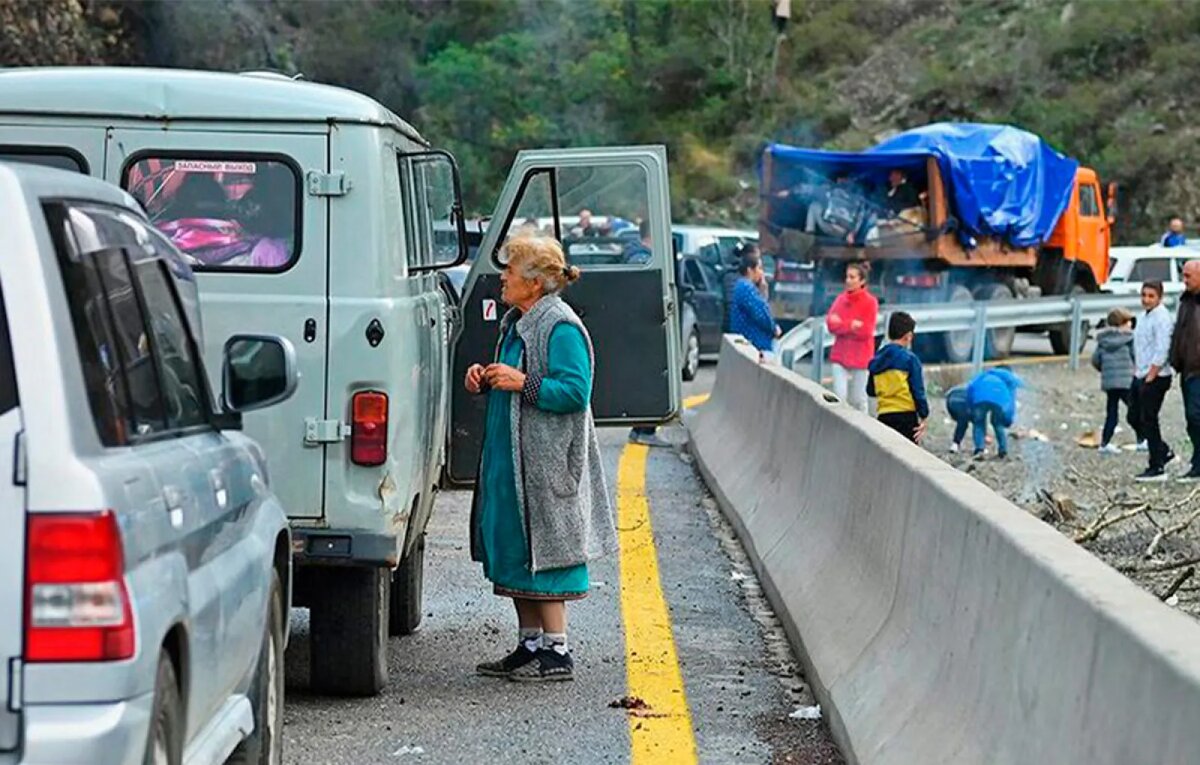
left=2, top=0, right=1197, bottom=242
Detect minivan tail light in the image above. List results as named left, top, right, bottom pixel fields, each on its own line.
left=351, top=391, right=388, bottom=466
left=25, top=512, right=135, bottom=662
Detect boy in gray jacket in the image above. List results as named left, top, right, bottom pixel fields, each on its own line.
left=1091, top=307, right=1139, bottom=453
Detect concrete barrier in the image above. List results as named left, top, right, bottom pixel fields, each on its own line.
left=691, top=336, right=1200, bottom=765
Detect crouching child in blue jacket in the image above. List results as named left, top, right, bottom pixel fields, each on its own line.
left=867, top=312, right=929, bottom=443
left=962, top=366, right=1023, bottom=458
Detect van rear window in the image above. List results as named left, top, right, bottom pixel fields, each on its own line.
left=0, top=149, right=86, bottom=174
left=124, top=157, right=299, bottom=272
left=0, top=284, right=16, bottom=416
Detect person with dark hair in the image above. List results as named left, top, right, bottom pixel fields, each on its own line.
left=826, top=262, right=878, bottom=411
left=621, top=219, right=653, bottom=265
left=1130, top=279, right=1177, bottom=481
left=1091, top=307, right=1139, bottom=454
left=1161, top=217, right=1187, bottom=248
left=1170, top=260, right=1200, bottom=482
left=729, top=250, right=780, bottom=361
left=867, top=311, right=928, bottom=443
left=883, top=169, right=921, bottom=216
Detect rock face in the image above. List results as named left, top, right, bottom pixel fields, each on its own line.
left=0, top=0, right=139, bottom=66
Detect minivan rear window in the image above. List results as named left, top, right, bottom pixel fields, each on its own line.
left=124, top=156, right=300, bottom=272
left=0, top=284, right=16, bottom=416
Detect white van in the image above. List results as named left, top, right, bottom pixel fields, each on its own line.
left=0, top=68, right=682, bottom=696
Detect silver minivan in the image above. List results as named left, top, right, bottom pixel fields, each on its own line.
left=0, top=162, right=297, bottom=765
left=0, top=67, right=683, bottom=696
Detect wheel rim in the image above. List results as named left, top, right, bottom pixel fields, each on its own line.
left=945, top=285, right=975, bottom=361
left=267, top=625, right=282, bottom=764
left=982, top=284, right=1015, bottom=357
left=687, top=333, right=700, bottom=374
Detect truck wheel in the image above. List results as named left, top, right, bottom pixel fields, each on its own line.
left=144, top=652, right=183, bottom=765
left=228, top=572, right=285, bottom=765
left=940, top=283, right=976, bottom=364
left=682, top=329, right=700, bottom=381
left=310, top=567, right=389, bottom=696
left=1049, top=284, right=1088, bottom=355
left=389, top=534, right=425, bottom=636
left=975, top=282, right=1016, bottom=359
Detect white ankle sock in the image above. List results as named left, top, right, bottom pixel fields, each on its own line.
left=544, top=632, right=568, bottom=655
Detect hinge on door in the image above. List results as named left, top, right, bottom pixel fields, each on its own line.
left=305, top=418, right=351, bottom=445
left=306, top=170, right=350, bottom=197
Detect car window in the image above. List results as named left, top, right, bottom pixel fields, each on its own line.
left=0, top=283, right=16, bottom=416
left=1078, top=185, right=1100, bottom=218
left=124, top=156, right=299, bottom=272
left=134, top=259, right=208, bottom=430
left=0, top=149, right=85, bottom=173
left=1130, top=258, right=1171, bottom=282
left=683, top=259, right=706, bottom=290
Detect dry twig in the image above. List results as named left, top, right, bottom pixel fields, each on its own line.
left=1143, top=488, right=1200, bottom=558
left=1118, top=555, right=1200, bottom=574
left=1073, top=503, right=1152, bottom=543
left=1159, top=567, right=1195, bottom=601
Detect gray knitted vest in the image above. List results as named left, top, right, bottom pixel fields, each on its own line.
left=501, top=295, right=616, bottom=572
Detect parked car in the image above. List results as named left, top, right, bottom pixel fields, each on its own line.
left=677, top=254, right=727, bottom=378
left=1103, top=244, right=1192, bottom=296
left=0, top=162, right=298, bottom=765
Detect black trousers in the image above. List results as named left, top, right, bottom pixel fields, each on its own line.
left=1102, top=389, right=1133, bottom=446
left=878, top=411, right=920, bottom=444
left=1129, top=376, right=1172, bottom=469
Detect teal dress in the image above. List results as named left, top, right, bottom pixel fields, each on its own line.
left=477, top=321, right=593, bottom=600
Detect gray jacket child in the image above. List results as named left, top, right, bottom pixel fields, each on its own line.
left=1091, top=328, right=1136, bottom=391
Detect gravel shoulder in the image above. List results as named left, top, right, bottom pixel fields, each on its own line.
left=920, top=361, right=1200, bottom=618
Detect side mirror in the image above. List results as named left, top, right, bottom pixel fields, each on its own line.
left=222, top=334, right=300, bottom=415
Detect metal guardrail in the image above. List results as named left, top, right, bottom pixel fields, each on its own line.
left=778, top=293, right=1180, bottom=381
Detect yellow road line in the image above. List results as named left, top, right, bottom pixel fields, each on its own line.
left=683, top=393, right=710, bottom=409
left=617, top=444, right=698, bottom=764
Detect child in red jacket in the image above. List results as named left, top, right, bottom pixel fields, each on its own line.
left=826, top=262, right=879, bottom=412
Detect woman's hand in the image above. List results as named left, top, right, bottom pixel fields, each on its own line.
left=484, top=363, right=526, bottom=392
left=465, top=363, right=486, bottom=394
left=850, top=319, right=864, bottom=331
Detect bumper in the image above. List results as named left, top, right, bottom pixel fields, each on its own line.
left=291, top=527, right=400, bottom=567
left=17, top=693, right=153, bottom=765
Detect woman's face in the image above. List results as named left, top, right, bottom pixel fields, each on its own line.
left=747, top=261, right=764, bottom=285
left=845, top=267, right=865, bottom=292
left=501, top=258, right=542, bottom=307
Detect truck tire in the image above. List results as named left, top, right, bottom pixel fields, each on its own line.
left=228, top=572, right=285, bottom=765
left=1049, top=284, right=1088, bottom=355
left=310, top=567, right=389, bottom=696
left=144, top=652, right=183, bottom=765
left=389, top=534, right=425, bottom=636
left=975, top=282, right=1016, bottom=359
left=940, top=283, right=976, bottom=364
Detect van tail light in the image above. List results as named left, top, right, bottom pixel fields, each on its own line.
left=25, top=511, right=135, bottom=662
left=896, top=273, right=943, bottom=288
left=351, top=390, right=388, bottom=466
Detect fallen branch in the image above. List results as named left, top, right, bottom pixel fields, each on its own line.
left=1159, top=567, right=1195, bottom=601
left=1118, top=555, right=1200, bottom=574
left=1144, top=489, right=1200, bottom=558
left=1073, top=503, right=1152, bottom=544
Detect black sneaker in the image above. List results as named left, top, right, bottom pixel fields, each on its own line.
left=1177, top=468, right=1200, bottom=484
left=508, top=649, right=574, bottom=683
left=1135, top=467, right=1167, bottom=483
left=476, top=644, right=538, bottom=678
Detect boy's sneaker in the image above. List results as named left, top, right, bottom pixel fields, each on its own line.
left=1136, top=440, right=1149, bottom=452
left=1135, top=467, right=1168, bottom=483
left=1098, top=444, right=1122, bottom=455
left=949, top=442, right=960, bottom=454
left=1177, top=468, right=1200, bottom=484
left=508, top=649, right=574, bottom=683
left=1165, top=450, right=1179, bottom=467
left=476, top=644, right=538, bottom=678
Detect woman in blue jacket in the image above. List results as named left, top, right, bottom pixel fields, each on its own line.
left=966, top=367, right=1023, bottom=458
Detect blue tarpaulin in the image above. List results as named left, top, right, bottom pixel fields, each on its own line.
left=764, top=123, right=1079, bottom=248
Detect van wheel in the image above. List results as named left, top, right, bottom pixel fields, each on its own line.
left=310, top=567, right=389, bottom=696
left=144, top=653, right=183, bottom=765
left=682, top=329, right=700, bottom=381
left=228, top=572, right=285, bottom=765
left=389, top=534, right=425, bottom=636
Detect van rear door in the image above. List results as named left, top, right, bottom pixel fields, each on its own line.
left=105, top=129, right=330, bottom=519
left=0, top=283, right=24, bottom=751
left=448, top=146, right=680, bottom=483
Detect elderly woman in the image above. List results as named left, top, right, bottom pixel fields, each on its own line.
left=464, top=235, right=616, bottom=682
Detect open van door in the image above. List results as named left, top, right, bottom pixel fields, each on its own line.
left=447, top=146, right=680, bottom=484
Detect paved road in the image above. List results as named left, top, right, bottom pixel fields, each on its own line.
left=281, top=368, right=842, bottom=764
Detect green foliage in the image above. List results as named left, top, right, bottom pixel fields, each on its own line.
left=18, top=0, right=1200, bottom=240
